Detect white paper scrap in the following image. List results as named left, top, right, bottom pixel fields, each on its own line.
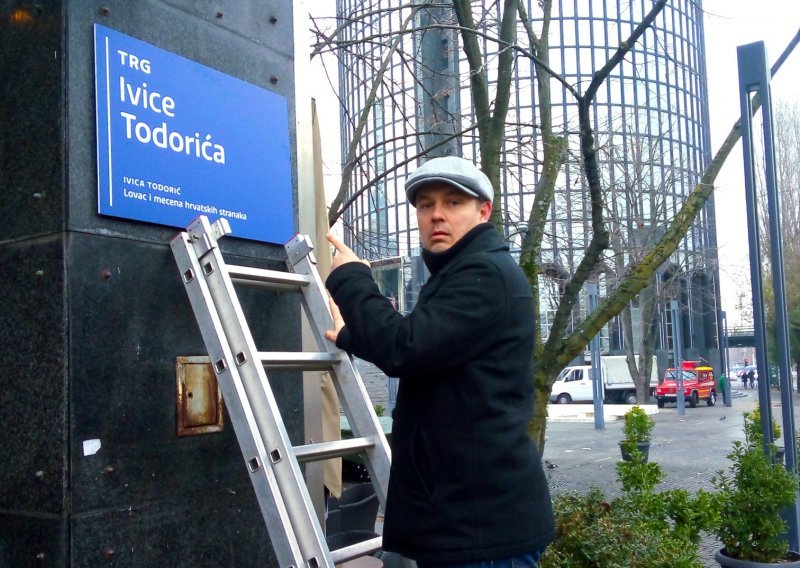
left=83, top=439, right=101, bottom=456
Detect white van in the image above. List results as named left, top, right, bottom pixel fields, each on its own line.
left=549, top=355, right=658, bottom=404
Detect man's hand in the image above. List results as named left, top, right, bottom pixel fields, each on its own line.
left=324, top=296, right=345, bottom=343
left=327, top=233, right=370, bottom=271
left=324, top=234, right=369, bottom=343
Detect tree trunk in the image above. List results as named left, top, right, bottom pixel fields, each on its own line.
left=529, top=367, right=552, bottom=451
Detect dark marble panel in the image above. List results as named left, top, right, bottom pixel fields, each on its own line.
left=68, top=232, right=302, bottom=514
left=239, top=284, right=306, bottom=444
left=0, top=512, right=66, bottom=567
left=0, top=235, right=68, bottom=514
left=63, top=0, right=298, bottom=252
left=70, top=489, right=275, bottom=568
left=160, top=0, right=294, bottom=58
left=0, top=1, right=65, bottom=242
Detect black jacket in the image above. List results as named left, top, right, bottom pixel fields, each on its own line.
left=326, top=224, right=554, bottom=563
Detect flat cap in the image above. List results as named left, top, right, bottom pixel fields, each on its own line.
left=405, top=156, right=494, bottom=206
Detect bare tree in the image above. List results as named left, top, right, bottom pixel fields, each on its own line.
left=592, top=118, right=722, bottom=401
left=311, top=1, right=800, bottom=449
left=758, top=102, right=800, bottom=366
left=603, top=127, right=679, bottom=401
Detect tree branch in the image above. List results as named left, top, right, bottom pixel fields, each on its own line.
left=555, top=25, right=800, bottom=366
left=327, top=7, right=422, bottom=227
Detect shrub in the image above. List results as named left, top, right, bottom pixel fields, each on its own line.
left=540, top=456, right=717, bottom=567
left=711, top=407, right=800, bottom=563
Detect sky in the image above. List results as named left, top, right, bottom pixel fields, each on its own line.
left=305, top=1, right=800, bottom=327
left=701, top=1, right=800, bottom=326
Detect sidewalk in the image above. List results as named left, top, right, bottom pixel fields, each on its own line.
left=353, top=360, right=800, bottom=567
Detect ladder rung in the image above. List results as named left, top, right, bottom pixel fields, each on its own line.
left=229, top=265, right=311, bottom=290
left=258, top=352, right=340, bottom=370
left=330, top=536, right=383, bottom=565
left=294, top=438, right=376, bottom=463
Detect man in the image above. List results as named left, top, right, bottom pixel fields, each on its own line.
left=324, top=156, right=555, bottom=567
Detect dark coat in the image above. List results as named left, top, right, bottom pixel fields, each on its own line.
left=326, top=224, right=555, bottom=563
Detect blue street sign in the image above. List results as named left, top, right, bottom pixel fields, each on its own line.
left=94, top=24, right=294, bottom=244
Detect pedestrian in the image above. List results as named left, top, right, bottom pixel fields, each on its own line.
left=324, top=156, right=555, bottom=567
left=748, top=369, right=756, bottom=390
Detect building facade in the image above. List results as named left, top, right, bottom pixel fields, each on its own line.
left=0, top=2, right=303, bottom=564
left=334, top=0, right=721, bottom=366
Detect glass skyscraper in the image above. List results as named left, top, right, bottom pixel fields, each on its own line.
left=333, top=0, right=721, bottom=363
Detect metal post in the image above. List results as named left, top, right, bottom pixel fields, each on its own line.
left=738, top=41, right=775, bottom=451
left=722, top=311, right=732, bottom=407
left=671, top=300, right=685, bottom=416
left=738, top=40, right=799, bottom=551
left=587, top=283, right=605, bottom=430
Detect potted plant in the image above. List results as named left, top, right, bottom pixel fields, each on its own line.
left=712, top=407, right=800, bottom=567
left=619, top=405, right=655, bottom=463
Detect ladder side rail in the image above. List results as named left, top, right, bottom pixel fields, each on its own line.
left=328, top=355, right=392, bottom=505
left=183, top=223, right=334, bottom=567
left=171, top=231, right=309, bottom=568
left=285, top=236, right=392, bottom=506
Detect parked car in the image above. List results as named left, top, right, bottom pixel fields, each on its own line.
left=654, top=361, right=717, bottom=408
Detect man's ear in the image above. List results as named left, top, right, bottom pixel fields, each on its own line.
left=479, top=200, right=492, bottom=221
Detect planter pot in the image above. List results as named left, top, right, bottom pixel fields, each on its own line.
left=715, top=548, right=800, bottom=567
left=618, top=440, right=650, bottom=463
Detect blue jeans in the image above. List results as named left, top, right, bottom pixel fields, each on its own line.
left=416, top=550, right=543, bottom=568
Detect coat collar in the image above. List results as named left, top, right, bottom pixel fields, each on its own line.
left=421, top=223, right=505, bottom=275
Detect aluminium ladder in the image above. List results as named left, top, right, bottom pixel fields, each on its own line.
left=171, top=215, right=392, bottom=568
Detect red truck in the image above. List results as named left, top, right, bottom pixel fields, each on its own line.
left=654, top=360, right=717, bottom=408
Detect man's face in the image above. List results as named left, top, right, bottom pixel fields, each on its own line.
left=415, top=183, right=492, bottom=253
